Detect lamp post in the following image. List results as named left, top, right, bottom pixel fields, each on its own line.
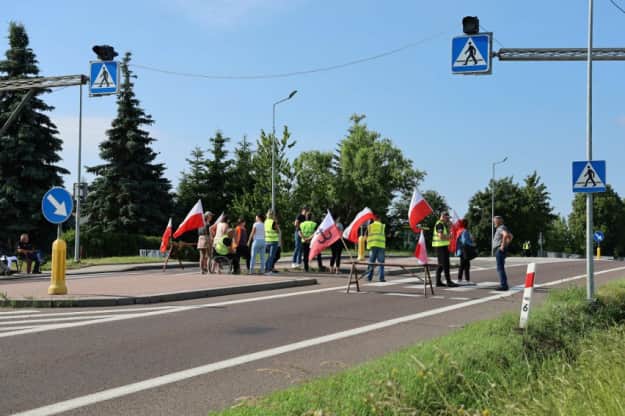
left=271, top=90, right=297, bottom=214
left=491, top=156, right=508, bottom=255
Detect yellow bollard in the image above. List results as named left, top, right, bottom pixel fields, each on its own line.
left=357, top=236, right=366, bottom=261
left=48, top=239, right=68, bottom=295
left=597, top=246, right=601, bottom=260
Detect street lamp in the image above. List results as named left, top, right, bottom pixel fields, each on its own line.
left=271, top=90, right=298, bottom=214
left=491, top=156, right=508, bottom=255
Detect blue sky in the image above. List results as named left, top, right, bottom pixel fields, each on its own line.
left=4, top=0, right=625, bottom=219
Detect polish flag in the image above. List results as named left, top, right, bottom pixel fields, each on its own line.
left=209, top=212, right=225, bottom=235
left=160, top=218, right=173, bottom=253
left=310, top=211, right=341, bottom=260
left=342, top=207, right=375, bottom=243
left=414, top=230, right=428, bottom=265
left=448, top=208, right=462, bottom=254
left=409, top=188, right=433, bottom=233
left=173, top=200, right=205, bottom=238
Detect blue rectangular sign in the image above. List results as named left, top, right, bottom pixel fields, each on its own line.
left=89, top=61, right=119, bottom=96
left=572, top=160, right=606, bottom=193
left=451, top=33, right=492, bottom=74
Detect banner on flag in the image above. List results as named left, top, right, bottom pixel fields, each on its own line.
left=173, top=200, right=205, bottom=238
left=409, top=188, right=433, bottom=233
left=310, top=211, right=341, bottom=260
left=343, top=207, right=375, bottom=243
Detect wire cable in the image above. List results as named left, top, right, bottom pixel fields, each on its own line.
left=609, top=0, right=625, bottom=15
left=130, top=31, right=449, bottom=80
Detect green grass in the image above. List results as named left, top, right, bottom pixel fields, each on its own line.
left=209, top=280, right=625, bottom=416
left=40, top=256, right=164, bottom=271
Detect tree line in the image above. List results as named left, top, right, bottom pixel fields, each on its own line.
left=2, top=22, right=624, bottom=257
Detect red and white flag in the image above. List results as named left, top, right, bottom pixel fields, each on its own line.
left=448, top=208, right=462, bottom=254
left=342, top=207, right=375, bottom=243
left=209, top=212, right=225, bottom=235
left=409, top=188, right=433, bottom=233
left=414, top=230, right=428, bottom=265
left=310, top=211, right=341, bottom=260
left=173, top=200, right=205, bottom=238
left=160, top=218, right=173, bottom=253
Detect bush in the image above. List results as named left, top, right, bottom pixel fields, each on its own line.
left=61, top=229, right=161, bottom=258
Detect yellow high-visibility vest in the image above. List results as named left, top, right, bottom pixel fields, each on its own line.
left=432, top=220, right=450, bottom=247
left=300, top=220, right=317, bottom=239
left=366, top=221, right=386, bottom=249
left=264, top=219, right=279, bottom=242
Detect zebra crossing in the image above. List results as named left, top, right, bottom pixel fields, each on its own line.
left=362, top=279, right=524, bottom=300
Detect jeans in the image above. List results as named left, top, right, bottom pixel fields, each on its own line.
left=495, top=248, right=508, bottom=288
left=292, top=231, right=302, bottom=264
left=250, top=240, right=266, bottom=274
left=265, top=242, right=279, bottom=272
left=366, top=247, right=385, bottom=281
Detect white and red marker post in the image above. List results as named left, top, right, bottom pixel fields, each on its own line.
left=519, top=263, right=536, bottom=329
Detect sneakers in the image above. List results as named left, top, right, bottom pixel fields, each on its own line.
left=436, top=281, right=446, bottom=287
left=446, top=281, right=459, bottom=288
left=495, top=286, right=509, bottom=291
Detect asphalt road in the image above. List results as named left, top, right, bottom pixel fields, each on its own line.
left=2, top=258, right=625, bottom=416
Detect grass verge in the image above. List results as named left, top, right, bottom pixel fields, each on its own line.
left=40, top=256, right=164, bottom=271
left=209, top=280, right=625, bottom=415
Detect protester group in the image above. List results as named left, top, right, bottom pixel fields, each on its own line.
left=162, top=188, right=514, bottom=291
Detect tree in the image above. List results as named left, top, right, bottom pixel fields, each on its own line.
left=227, top=136, right=257, bottom=221
left=520, top=172, right=556, bottom=254
left=0, top=22, right=69, bottom=247
left=203, top=130, right=232, bottom=216
left=84, top=52, right=172, bottom=235
left=568, top=185, right=625, bottom=257
left=388, top=189, right=447, bottom=250
left=175, top=147, right=209, bottom=221
left=334, top=114, right=423, bottom=221
left=292, top=150, right=336, bottom=214
left=544, top=216, right=572, bottom=254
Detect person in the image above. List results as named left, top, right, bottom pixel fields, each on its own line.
left=213, top=230, right=236, bottom=271
left=213, top=214, right=229, bottom=243
left=522, top=240, right=531, bottom=257
left=330, top=217, right=344, bottom=274
left=455, top=219, right=475, bottom=283
left=493, top=215, right=513, bottom=291
left=432, top=212, right=459, bottom=287
left=292, top=206, right=309, bottom=268
left=272, top=226, right=284, bottom=273
left=197, top=211, right=214, bottom=274
left=366, top=213, right=386, bottom=282
left=247, top=213, right=266, bottom=275
left=300, top=212, right=318, bottom=272
left=17, top=233, right=43, bottom=274
left=233, top=217, right=250, bottom=274
left=264, top=210, right=280, bottom=275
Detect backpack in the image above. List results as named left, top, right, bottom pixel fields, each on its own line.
left=457, top=231, right=478, bottom=261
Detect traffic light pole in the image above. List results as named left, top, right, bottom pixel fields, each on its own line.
left=75, top=82, right=84, bottom=262
left=585, top=0, right=595, bottom=301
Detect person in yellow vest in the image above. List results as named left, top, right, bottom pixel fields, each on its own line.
left=522, top=240, right=531, bottom=257
left=432, top=212, right=459, bottom=287
left=300, top=212, right=322, bottom=272
left=264, top=210, right=281, bottom=275
left=214, top=230, right=235, bottom=261
left=366, top=213, right=386, bottom=282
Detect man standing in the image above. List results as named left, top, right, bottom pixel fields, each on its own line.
left=292, top=206, right=309, bottom=268
left=366, top=213, right=386, bottom=282
left=493, top=215, right=513, bottom=291
left=432, top=212, right=458, bottom=287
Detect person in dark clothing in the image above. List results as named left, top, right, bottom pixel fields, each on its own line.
left=432, top=212, right=458, bottom=287
left=17, top=233, right=43, bottom=274
left=329, top=217, right=344, bottom=274
left=233, top=217, right=250, bottom=274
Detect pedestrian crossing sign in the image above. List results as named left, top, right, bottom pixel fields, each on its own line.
left=451, top=33, right=492, bottom=75
left=572, top=160, right=606, bottom=193
left=89, top=61, right=119, bottom=96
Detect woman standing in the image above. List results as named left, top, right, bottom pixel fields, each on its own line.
left=329, top=217, right=345, bottom=274
left=455, top=219, right=475, bottom=283
left=247, top=213, right=266, bottom=274
left=197, top=211, right=214, bottom=274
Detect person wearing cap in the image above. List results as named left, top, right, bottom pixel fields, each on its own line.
left=292, top=206, right=310, bottom=268
left=197, top=211, right=214, bottom=274
left=432, top=212, right=459, bottom=287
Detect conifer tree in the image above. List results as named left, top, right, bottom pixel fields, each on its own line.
left=84, top=52, right=172, bottom=235
left=0, top=22, right=68, bottom=245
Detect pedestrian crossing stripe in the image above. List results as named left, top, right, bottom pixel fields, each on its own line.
left=453, top=37, right=487, bottom=68
left=573, top=162, right=605, bottom=189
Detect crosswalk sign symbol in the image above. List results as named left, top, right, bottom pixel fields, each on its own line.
left=89, top=61, right=119, bottom=96
left=451, top=33, right=492, bottom=75
left=572, top=160, right=606, bottom=193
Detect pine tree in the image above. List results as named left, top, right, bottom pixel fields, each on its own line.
left=175, top=146, right=210, bottom=221
left=203, top=130, right=232, bottom=215
left=84, top=52, right=172, bottom=235
left=0, top=22, right=68, bottom=246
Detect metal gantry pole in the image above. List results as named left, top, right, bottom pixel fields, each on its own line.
left=491, top=163, right=495, bottom=256
left=74, top=82, right=83, bottom=262
left=271, top=103, right=276, bottom=214
left=586, top=0, right=595, bottom=301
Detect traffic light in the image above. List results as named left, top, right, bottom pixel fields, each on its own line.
left=462, top=16, right=480, bottom=35
left=92, top=45, right=118, bottom=61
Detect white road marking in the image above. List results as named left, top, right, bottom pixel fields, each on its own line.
left=383, top=293, right=422, bottom=298
left=0, top=310, right=40, bottom=316
left=449, top=297, right=471, bottom=301
left=0, top=306, right=176, bottom=320
left=11, top=265, right=625, bottom=416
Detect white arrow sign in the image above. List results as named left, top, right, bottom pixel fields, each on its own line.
left=46, top=194, right=68, bottom=217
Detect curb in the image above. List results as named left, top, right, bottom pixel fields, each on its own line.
left=0, top=278, right=318, bottom=308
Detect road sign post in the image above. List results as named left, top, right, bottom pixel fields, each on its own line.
left=42, top=187, right=73, bottom=295
left=593, top=231, right=604, bottom=259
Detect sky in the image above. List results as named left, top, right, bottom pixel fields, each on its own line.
left=3, top=0, right=625, bottom=219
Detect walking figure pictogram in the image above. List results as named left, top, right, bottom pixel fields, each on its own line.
left=464, top=41, right=477, bottom=65
left=584, top=166, right=596, bottom=187
left=98, top=68, right=110, bottom=88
